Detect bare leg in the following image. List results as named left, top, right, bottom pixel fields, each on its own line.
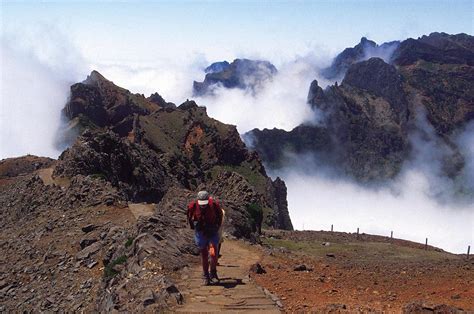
left=209, top=244, right=218, bottom=273
left=200, top=247, right=209, bottom=275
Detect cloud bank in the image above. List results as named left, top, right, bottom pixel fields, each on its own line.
left=1, top=28, right=472, bottom=253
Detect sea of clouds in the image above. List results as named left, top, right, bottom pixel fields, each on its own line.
left=1, top=27, right=472, bottom=253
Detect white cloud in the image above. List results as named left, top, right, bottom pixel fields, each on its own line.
left=194, top=54, right=333, bottom=133
left=281, top=168, right=473, bottom=254
left=0, top=31, right=87, bottom=159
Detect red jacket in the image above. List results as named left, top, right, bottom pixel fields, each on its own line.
left=187, top=197, right=223, bottom=229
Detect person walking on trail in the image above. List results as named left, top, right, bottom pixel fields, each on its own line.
left=187, top=191, right=223, bottom=286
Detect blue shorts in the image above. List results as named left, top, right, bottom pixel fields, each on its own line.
left=194, top=230, right=219, bottom=250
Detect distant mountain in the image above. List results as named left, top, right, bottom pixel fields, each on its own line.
left=321, top=37, right=400, bottom=80
left=247, top=33, right=474, bottom=183
left=204, top=61, right=230, bottom=74
left=193, top=58, right=277, bottom=96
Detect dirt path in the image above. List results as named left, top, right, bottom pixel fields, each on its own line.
left=128, top=202, right=155, bottom=219
left=174, top=240, right=281, bottom=313
left=37, top=167, right=70, bottom=187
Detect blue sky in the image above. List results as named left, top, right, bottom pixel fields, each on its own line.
left=2, top=0, right=473, bottom=64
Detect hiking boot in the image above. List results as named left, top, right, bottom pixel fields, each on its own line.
left=210, top=270, right=219, bottom=284
left=202, top=274, right=210, bottom=286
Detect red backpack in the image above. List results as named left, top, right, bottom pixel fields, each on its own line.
left=187, top=197, right=221, bottom=228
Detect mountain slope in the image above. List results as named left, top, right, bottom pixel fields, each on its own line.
left=247, top=32, right=474, bottom=183
left=0, top=71, right=293, bottom=312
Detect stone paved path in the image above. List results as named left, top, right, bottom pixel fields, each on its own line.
left=175, top=240, right=281, bottom=313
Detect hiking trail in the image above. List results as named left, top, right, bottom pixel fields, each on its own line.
left=174, top=240, right=281, bottom=313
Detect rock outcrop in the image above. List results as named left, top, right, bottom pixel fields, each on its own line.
left=193, top=58, right=277, bottom=96
left=247, top=33, right=473, bottom=182
left=322, top=37, right=400, bottom=79
left=54, top=130, right=170, bottom=203
left=0, top=69, right=294, bottom=311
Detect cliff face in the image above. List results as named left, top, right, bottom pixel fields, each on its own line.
left=247, top=33, right=473, bottom=182
left=57, top=70, right=293, bottom=231
left=321, top=37, right=400, bottom=79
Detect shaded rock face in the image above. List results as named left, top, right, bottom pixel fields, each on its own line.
left=393, top=32, right=474, bottom=66
left=193, top=58, right=278, bottom=96
left=202, top=170, right=294, bottom=233
left=246, top=125, right=332, bottom=169
left=322, top=37, right=400, bottom=79
left=54, top=130, right=170, bottom=203
left=205, top=61, right=230, bottom=74
left=266, top=177, right=293, bottom=231
left=248, top=33, right=473, bottom=182
left=342, top=57, right=408, bottom=119
left=202, top=171, right=264, bottom=238
left=147, top=92, right=177, bottom=109
left=63, top=71, right=159, bottom=133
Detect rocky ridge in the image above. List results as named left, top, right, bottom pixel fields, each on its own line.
left=248, top=32, right=474, bottom=183
left=0, top=70, right=293, bottom=311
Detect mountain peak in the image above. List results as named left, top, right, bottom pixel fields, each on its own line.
left=85, top=70, right=109, bottom=85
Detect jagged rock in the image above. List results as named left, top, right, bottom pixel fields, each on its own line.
left=1, top=69, right=294, bottom=312
left=81, top=224, right=97, bottom=233
left=79, top=238, right=98, bottom=249
left=322, top=37, right=400, bottom=79
left=0, top=155, right=54, bottom=178
left=249, top=33, right=473, bottom=183
left=165, top=284, right=183, bottom=305
left=343, top=57, right=408, bottom=117
left=76, top=242, right=102, bottom=261
left=147, top=92, right=176, bottom=109
left=54, top=130, right=170, bottom=203
left=393, top=32, right=474, bottom=66
left=250, top=263, right=266, bottom=274
left=293, top=264, right=313, bottom=271
left=142, top=289, right=156, bottom=307
left=266, top=177, right=293, bottom=230
left=403, top=301, right=464, bottom=313
left=193, top=58, right=277, bottom=96
left=205, top=61, right=230, bottom=74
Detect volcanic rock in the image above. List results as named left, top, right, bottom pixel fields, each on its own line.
left=193, top=58, right=277, bottom=96
left=250, top=263, right=267, bottom=274
left=248, top=32, right=473, bottom=182
left=322, top=37, right=400, bottom=79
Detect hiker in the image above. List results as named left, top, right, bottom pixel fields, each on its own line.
left=187, top=191, right=223, bottom=285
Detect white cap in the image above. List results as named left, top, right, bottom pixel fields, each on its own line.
left=198, top=199, right=209, bottom=205
left=197, top=191, right=210, bottom=206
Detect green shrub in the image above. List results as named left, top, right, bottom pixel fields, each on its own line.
left=125, top=237, right=134, bottom=248
left=90, top=173, right=107, bottom=180
left=246, top=203, right=263, bottom=225
left=103, top=255, right=127, bottom=279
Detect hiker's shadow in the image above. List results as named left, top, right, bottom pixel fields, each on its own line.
left=214, top=277, right=245, bottom=289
